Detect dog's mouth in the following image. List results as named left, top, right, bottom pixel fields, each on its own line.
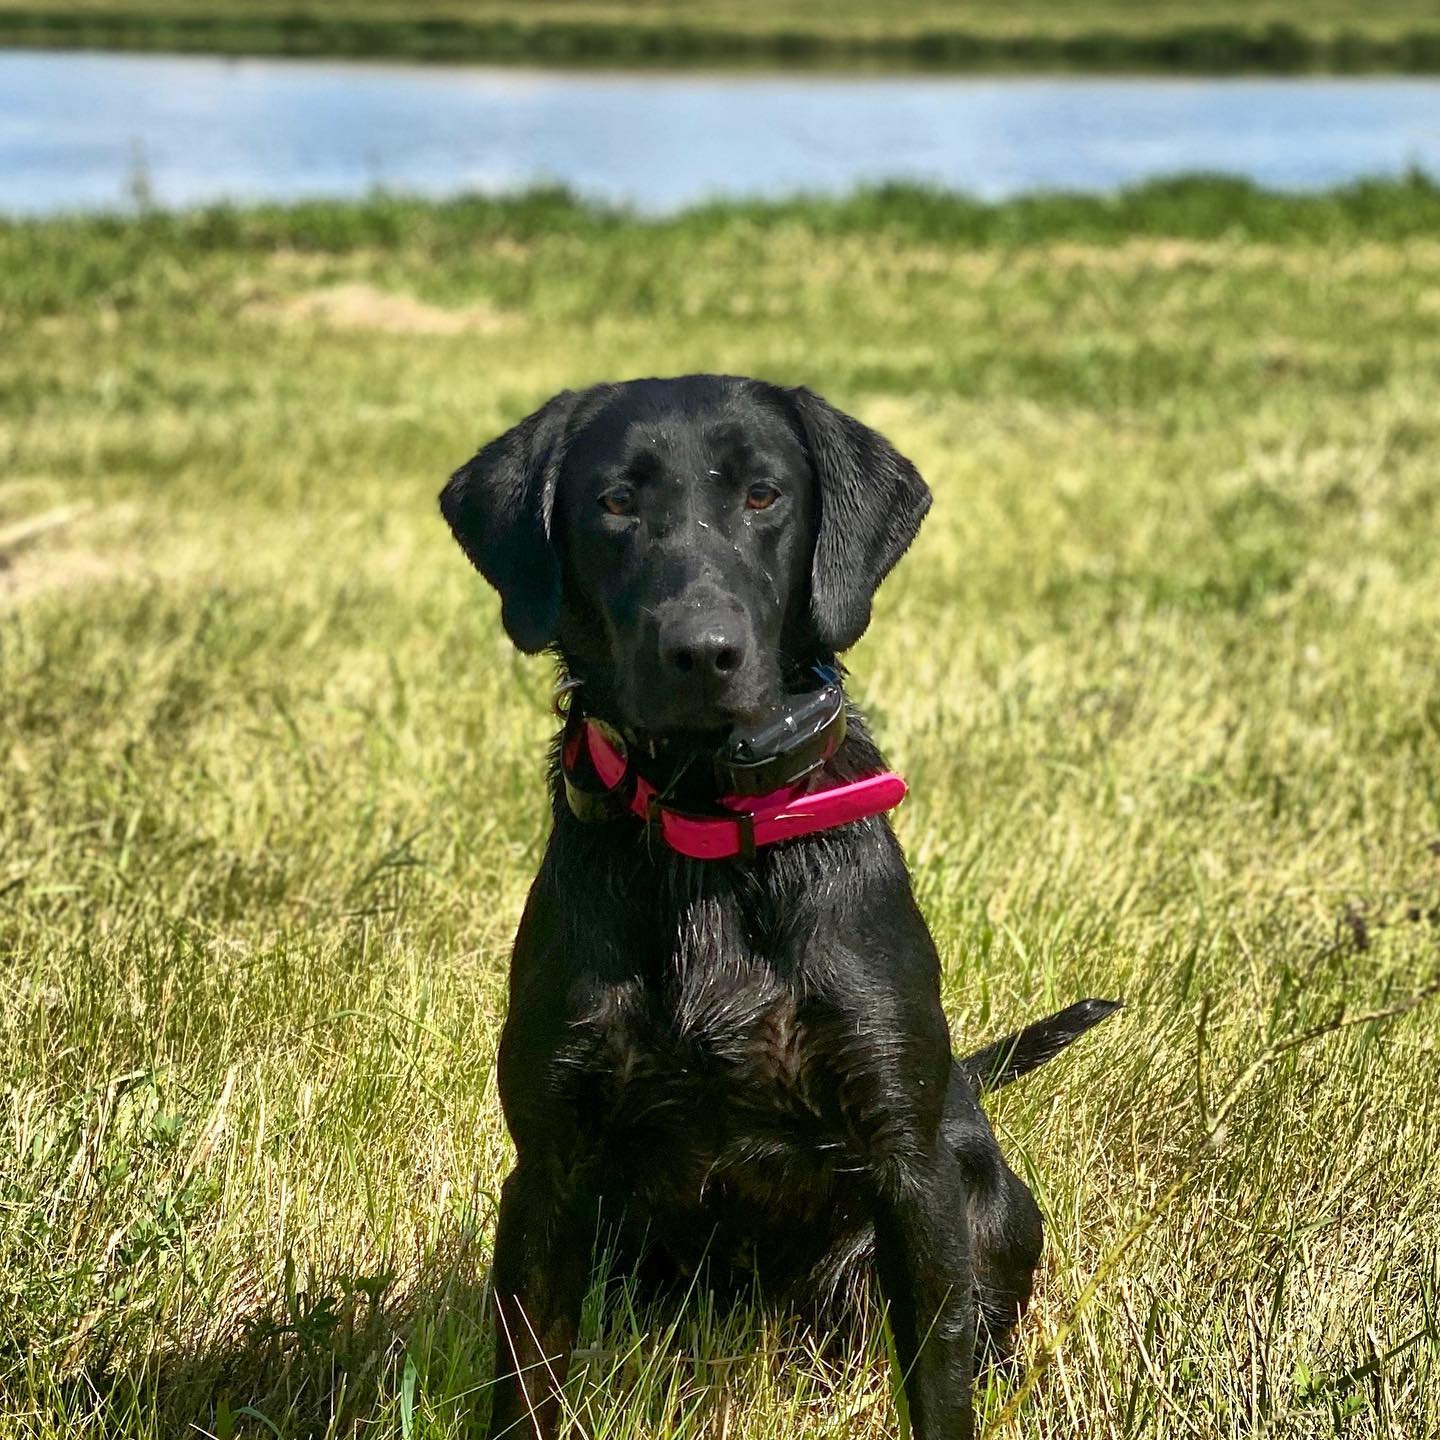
left=627, top=714, right=738, bottom=749
left=616, top=696, right=759, bottom=755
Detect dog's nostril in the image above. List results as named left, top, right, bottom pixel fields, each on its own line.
left=663, top=629, right=744, bottom=681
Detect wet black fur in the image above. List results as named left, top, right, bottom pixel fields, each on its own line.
left=439, top=375, right=1116, bottom=1440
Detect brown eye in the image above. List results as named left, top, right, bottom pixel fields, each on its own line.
left=599, top=484, right=635, bottom=517
left=746, top=483, right=780, bottom=511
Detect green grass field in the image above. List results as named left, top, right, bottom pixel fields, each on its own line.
left=5, top=0, right=1440, bottom=69
left=3, top=178, right=1440, bottom=1438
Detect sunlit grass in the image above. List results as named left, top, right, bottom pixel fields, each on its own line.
left=1, top=179, right=1438, bottom=1438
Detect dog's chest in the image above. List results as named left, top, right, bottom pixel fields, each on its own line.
left=554, top=922, right=828, bottom=1194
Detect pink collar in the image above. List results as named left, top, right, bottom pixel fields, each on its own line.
left=562, top=715, right=907, bottom=861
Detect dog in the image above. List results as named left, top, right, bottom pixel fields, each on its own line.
left=440, top=374, right=1117, bottom=1438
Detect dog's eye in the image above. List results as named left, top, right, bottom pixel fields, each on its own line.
left=599, top=484, right=636, bottom=517
left=745, top=483, right=781, bottom=512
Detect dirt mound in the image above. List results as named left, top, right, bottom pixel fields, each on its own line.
left=243, top=282, right=513, bottom=336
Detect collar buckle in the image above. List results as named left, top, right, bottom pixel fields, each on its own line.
left=561, top=710, right=635, bottom=822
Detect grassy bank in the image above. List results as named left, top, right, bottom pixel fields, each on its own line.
left=6, top=0, right=1440, bottom=71
left=2, top=178, right=1440, bottom=1438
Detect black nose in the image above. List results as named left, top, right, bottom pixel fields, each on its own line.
left=660, top=622, right=746, bottom=683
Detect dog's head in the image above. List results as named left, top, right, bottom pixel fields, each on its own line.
left=440, top=374, right=930, bottom=738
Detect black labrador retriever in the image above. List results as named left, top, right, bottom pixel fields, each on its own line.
left=440, top=374, right=1116, bottom=1439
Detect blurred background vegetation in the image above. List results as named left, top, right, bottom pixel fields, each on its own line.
left=4, top=0, right=1440, bottom=68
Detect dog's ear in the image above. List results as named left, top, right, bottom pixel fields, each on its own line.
left=439, top=390, right=578, bottom=653
left=785, top=387, right=932, bottom=654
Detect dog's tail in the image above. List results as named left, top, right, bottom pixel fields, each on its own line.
left=960, top=998, right=1121, bottom=1094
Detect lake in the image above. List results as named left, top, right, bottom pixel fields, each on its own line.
left=3, top=49, right=1440, bottom=216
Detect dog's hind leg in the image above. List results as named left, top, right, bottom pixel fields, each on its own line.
left=943, top=1065, right=1044, bottom=1360
left=944, top=996, right=1119, bottom=1352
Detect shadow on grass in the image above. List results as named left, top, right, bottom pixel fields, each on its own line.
left=75, top=1215, right=1026, bottom=1435
left=74, top=1228, right=877, bottom=1438
left=84, top=1221, right=497, bottom=1437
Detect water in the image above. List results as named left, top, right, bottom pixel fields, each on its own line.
left=3, top=49, right=1440, bottom=216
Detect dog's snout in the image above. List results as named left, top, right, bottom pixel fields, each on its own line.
left=632, top=601, right=758, bottom=729
left=660, top=621, right=747, bottom=683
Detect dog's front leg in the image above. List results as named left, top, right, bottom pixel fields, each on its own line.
left=873, top=1142, right=977, bottom=1440
left=487, top=1161, right=592, bottom=1439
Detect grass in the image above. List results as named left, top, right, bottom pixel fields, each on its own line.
left=2, top=175, right=1439, bottom=1438
left=6, top=0, right=1440, bottom=70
